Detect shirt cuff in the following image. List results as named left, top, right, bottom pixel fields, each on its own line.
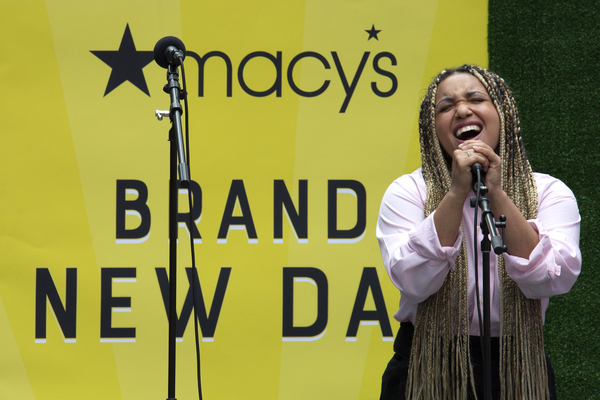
left=503, top=219, right=560, bottom=281
left=408, top=210, right=462, bottom=270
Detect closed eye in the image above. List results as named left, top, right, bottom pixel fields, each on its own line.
left=436, top=98, right=455, bottom=113
left=469, top=97, right=486, bottom=104
left=465, top=90, right=490, bottom=103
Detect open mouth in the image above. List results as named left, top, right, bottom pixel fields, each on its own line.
left=454, top=124, right=482, bottom=141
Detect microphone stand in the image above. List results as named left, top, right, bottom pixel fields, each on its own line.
left=470, top=174, right=507, bottom=400
left=157, top=63, right=190, bottom=400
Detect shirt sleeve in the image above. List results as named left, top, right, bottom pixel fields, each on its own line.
left=376, top=171, right=461, bottom=304
left=503, top=175, right=582, bottom=299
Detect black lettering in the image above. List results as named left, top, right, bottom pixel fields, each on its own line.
left=346, top=267, right=393, bottom=339
left=217, top=180, right=258, bottom=243
left=186, top=51, right=233, bottom=97
left=327, top=180, right=367, bottom=241
left=35, top=268, right=77, bottom=341
left=282, top=267, right=328, bottom=338
left=116, top=180, right=151, bottom=241
left=274, top=180, right=308, bottom=242
left=156, top=267, right=231, bottom=339
left=331, top=51, right=370, bottom=113
left=100, top=268, right=136, bottom=339
left=287, top=52, right=331, bottom=97
left=371, top=52, right=398, bottom=97
left=177, top=180, right=202, bottom=241
left=238, top=51, right=282, bottom=97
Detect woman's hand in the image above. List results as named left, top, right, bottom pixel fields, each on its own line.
left=458, top=140, right=540, bottom=259
left=457, top=140, right=502, bottom=196
left=449, top=147, right=477, bottom=200
left=433, top=146, right=484, bottom=247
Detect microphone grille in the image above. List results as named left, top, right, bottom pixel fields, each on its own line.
left=153, top=36, right=186, bottom=68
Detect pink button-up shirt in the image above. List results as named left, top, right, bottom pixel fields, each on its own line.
left=376, top=168, right=581, bottom=336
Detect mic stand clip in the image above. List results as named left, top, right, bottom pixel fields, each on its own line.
left=164, top=64, right=190, bottom=187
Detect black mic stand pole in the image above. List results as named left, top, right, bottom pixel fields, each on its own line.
left=158, top=62, right=190, bottom=400
left=479, top=208, right=493, bottom=400
left=471, top=174, right=507, bottom=400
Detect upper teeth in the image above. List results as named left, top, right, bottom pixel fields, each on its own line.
left=456, top=125, right=481, bottom=138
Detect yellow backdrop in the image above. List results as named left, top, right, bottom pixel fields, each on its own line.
left=0, top=0, right=487, bottom=398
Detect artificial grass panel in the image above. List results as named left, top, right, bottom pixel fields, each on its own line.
left=488, top=1, right=600, bottom=398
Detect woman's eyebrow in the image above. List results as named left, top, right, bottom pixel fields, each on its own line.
left=465, top=90, right=488, bottom=97
left=436, top=90, right=488, bottom=108
left=436, top=96, right=454, bottom=108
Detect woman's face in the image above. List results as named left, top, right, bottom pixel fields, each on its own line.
left=434, top=73, right=500, bottom=156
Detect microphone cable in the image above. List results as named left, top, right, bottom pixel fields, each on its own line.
left=179, top=60, right=204, bottom=400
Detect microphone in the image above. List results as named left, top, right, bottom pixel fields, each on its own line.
left=471, top=162, right=484, bottom=193
left=469, top=161, right=507, bottom=254
left=153, top=36, right=186, bottom=68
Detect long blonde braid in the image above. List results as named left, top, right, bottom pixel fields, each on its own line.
left=406, top=65, right=548, bottom=400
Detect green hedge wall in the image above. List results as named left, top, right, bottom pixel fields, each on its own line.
left=488, top=1, right=600, bottom=398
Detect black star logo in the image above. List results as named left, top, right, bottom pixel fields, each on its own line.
left=365, top=24, right=382, bottom=41
left=91, top=24, right=154, bottom=96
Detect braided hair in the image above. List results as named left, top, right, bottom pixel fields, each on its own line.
left=406, top=65, right=548, bottom=399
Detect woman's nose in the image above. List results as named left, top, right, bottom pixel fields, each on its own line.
left=455, top=102, right=472, bottom=118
